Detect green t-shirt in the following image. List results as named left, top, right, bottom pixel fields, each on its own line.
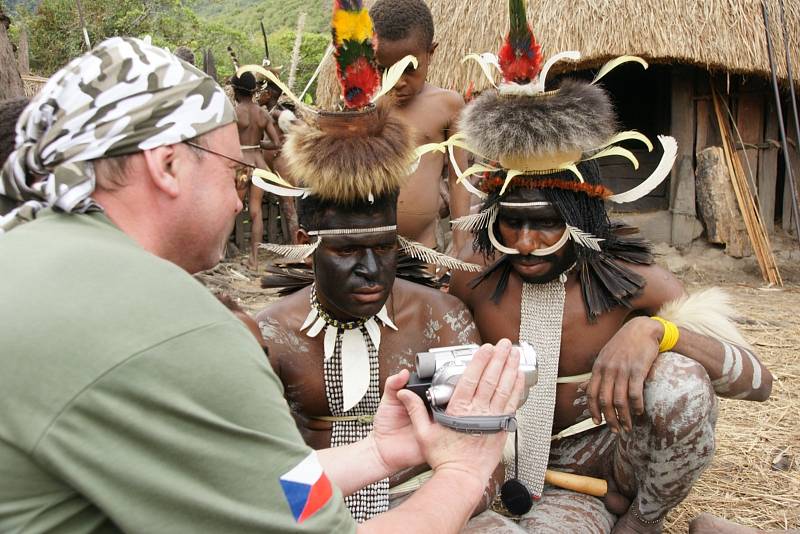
left=0, top=211, right=356, bottom=533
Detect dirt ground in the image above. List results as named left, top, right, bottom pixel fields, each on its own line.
left=199, top=233, right=800, bottom=532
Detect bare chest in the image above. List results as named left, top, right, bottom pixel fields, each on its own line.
left=278, top=327, right=431, bottom=417
left=470, top=282, right=629, bottom=376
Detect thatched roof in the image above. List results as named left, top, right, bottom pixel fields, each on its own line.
left=318, top=0, right=800, bottom=106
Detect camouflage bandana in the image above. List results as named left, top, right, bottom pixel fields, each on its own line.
left=0, top=36, right=235, bottom=233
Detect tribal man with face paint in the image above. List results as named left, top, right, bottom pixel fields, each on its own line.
left=252, top=0, right=504, bottom=523
left=448, top=1, right=774, bottom=533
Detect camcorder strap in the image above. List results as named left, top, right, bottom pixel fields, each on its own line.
left=430, top=408, right=517, bottom=433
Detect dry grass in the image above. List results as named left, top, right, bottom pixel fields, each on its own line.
left=317, top=0, right=800, bottom=106
left=665, top=283, right=800, bottom=533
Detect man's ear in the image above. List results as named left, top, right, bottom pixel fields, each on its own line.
left=296, top=228, right=311, bottom=245
left=142, top=144, right=180, bottom=198
left=296, top=229, right=316, bottom=266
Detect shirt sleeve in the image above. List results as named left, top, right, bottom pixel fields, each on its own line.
left=34, top=320, right=356, bottom=534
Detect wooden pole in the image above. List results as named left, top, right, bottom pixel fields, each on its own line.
left=75, top=0, right=91, bottom=50
left=762, top=1, right=800, bottom=240
left=777, top=0, right=800, bottom=161
left=17, top=26, right=29, bottom=76
left=670, top=66, right=698, bottom=249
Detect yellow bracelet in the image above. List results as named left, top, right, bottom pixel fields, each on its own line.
left=650, top=316, right=680, bottom=353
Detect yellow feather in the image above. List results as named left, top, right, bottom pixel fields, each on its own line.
left=332, top=9, right=373, bottom=47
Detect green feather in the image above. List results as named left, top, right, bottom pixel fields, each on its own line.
left=508, top=0, right=531, bottom=50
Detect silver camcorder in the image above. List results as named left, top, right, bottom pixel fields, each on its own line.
left=405, top=343, right=538, bottom=408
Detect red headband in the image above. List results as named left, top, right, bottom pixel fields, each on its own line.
left=478, top=175, right=614, bottom=199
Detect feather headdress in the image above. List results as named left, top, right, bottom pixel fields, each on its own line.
left=332, top=0, right=381, bottom=109
left=247, top=0, right=476, bottom=273
left=498, top=0, right=542, bottom=85
left=450, top=0, right=678, bottom=319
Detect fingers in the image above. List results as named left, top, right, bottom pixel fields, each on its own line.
left=447, top=342, right=495, bottom=408
left=598, top=372, right=620, bottom=433
left=382, top=369, right=410, bottom=402
left=613, top=372, right=632, bottom=433
left=628, top=369, right=646, bottom=417
left=587, top=370, right=603, bottom=425
left=503, top=370, right=525, bottom=414
left=489, top=345, right=520, bottom=413
left=474, top=339, right=514, bottom=407
left=396, top=389, right=432, bottom=434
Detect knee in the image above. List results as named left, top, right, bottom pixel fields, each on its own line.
left=642, top=353, right=718, bottom=440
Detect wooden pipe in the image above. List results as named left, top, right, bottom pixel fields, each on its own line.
left=545, top=469, right=608, bottom=497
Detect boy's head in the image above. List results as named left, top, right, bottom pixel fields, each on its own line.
left=371, top=0, right=437, bottom=105
left=231, top=72, right=257, bottom=100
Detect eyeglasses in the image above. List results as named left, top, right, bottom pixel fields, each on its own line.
left=185, top=141, right=255, bottom=169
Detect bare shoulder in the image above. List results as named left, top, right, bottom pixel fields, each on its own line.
left=256, top=288, right=303, bottom=323
left=449, top=250, right=492, bottom=307
left=255, top=287, right=312, bottom=346
left=626, top=261, right=687, bottom=313
left=393, top=278, right=463, bottom=311
left=424, top=85, right=464, bottom=116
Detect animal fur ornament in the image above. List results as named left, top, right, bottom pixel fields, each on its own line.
left=238, top=0, right=422, bottom=204
left=461, top=80, right=617, bottom=166
left=284, top=100, right=414, bottom=204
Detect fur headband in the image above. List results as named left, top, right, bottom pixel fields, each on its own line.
left=459, top=79, right=617, bottom=163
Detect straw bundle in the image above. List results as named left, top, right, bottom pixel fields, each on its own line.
left=317, top=0, right=800, bottom=106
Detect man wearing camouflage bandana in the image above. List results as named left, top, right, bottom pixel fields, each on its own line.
left=0, top=36, right=526, bottom=534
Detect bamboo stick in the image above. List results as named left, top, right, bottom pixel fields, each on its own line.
left=712, top=87, right=783, bottom=286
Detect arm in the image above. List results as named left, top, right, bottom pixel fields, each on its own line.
left=432, top=297, right=502, bottom=513
left=444, top=93, right=472, bottom=254
left=259, top=109, right=282, bottom=150
left=588, top=265, right=773, bottom=433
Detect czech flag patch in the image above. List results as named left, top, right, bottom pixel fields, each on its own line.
left=279, top=451, right=333, bottom=523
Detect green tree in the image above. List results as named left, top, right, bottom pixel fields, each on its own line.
left=269, top=28, right=329, bottom=97
left=16, top=0, right=203, bottom=75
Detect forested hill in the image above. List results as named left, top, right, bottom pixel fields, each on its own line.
left=193, top=0, right=329, bottom=35
left=3, top=0, right=330, bottom=93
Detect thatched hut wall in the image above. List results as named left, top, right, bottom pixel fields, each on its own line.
left=317, top=0, right=800, bottom=106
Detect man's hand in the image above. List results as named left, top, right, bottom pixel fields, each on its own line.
left=373, top=340, right=524, bottom=487
left=587, top=317, right=663, bottom=433
left=370, top=369, right=425, bottom=474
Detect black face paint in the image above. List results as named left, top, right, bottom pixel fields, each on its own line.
left=496, top=189, right=577, bottom=284
left=312, top=208, right=398, bottom=321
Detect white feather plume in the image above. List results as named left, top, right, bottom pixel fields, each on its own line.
left=531, top=50, right=581, bottom=93
left=259, top=240, right=319, bottom=261
left=397, top=236, right=482, bottom=272
left=567, top=225, right=604, bottom=251
left=451, top=206, right=495, bottom=232
left=608, top=136, right=677, bottom=204
left=657, top=287, right=752, bottom=349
